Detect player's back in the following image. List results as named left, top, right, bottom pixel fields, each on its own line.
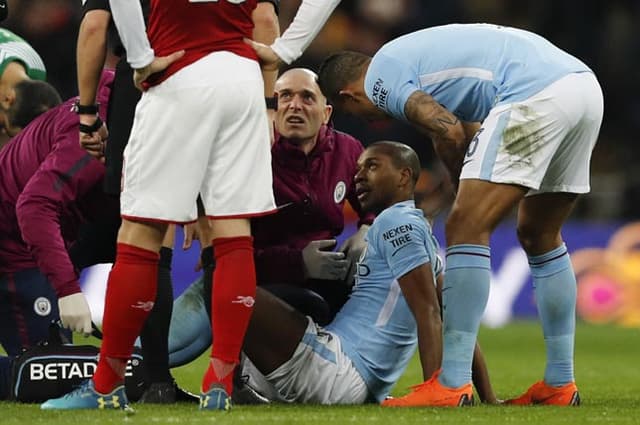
left=0, top=103, right=69, bottom=270
left=366, top=23, right=592, bottom=122
left=146, top=0, right=258, bottom=85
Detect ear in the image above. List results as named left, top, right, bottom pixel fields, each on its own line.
left=338, top=89, right=357, bottom=103
left=323, top=103, right=333, bottom=124
left=0, top=87, right=15, bottom=111
left=398, top=167, right=412, bottom=188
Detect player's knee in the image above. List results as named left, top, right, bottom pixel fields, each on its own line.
left=517, top=224, right=560, bottom=255
left=445, top=208, right=488, bottom=244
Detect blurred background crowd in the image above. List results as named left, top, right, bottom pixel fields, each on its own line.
left=4, top=0, right=638, bottom=221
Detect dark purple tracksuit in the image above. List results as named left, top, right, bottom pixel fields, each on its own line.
left=252, top=124, right=374, bottom=317
left=0, top=72, right=114, bottom=354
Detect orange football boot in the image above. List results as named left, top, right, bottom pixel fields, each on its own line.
left=506, top=381, right=580, bottom=406
left=381, top=370, right=474, bottom=407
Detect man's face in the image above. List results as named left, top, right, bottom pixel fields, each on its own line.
left=354, top=147, right=400, bottom=215
left=275, top=70, right=332, bottom=144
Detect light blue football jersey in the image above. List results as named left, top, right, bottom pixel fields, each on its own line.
left=326, top=200, right=442, bottom=402
left=364, top=23, right=592, bottom=122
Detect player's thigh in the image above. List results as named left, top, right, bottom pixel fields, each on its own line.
left=199, top=70, right=275, bottom=219
left=460, top=97, right=570, bottom=192
left=262, top=319, right=369, bottom=404
left=0, top=270, right=62, bottom=355
left=120, top=85, right=213, bottom=223
left=447, top=179, right=526, bottom=245
left=532, top=73, right=604, bottom=195
left=244, top=287, right=308, bottom=374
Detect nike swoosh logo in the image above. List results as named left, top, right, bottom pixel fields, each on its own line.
left=462, top=159, right=473, bottom=167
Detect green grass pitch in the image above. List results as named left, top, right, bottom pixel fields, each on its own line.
left=2, top=322, right=638, bottom=424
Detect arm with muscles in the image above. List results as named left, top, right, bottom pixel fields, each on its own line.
left=404, top=91, right=469, bottom=183
left=248, top=0, right=341, bottom=69
left=76, top=6, right=111, bottom=158
left=253, top=1, right=280, bottom=143
left=376, top=210, right=442, bottom=379
left=16, top=132, right=105, bottom=336
left=398, top=263, right=442, bottom=380
left=254, top=1, right=280, bottom=97
left=107, top=0, right=183, bottom=90
left=471, top=341, right=499, bottom=404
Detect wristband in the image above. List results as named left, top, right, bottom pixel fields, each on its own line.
left=79, top=116, right=103, bottom=134
left=265, top=96, right=277, bottom=110
left=73, top=100, right=99, bottom=115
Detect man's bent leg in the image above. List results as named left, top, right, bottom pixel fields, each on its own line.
left=243, top=288, right=308, bottom=374
left=168, top=276, right=212, bottom=368
left=440, top=180, right=526, bottom=389
left=508, top=193, right=580, bottom=405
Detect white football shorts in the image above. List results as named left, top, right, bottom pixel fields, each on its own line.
left=120, top=51, right=276, bottom=222
left=262, top=317, right=370, bottom=404
left=460, top=72, right=604, bottom=195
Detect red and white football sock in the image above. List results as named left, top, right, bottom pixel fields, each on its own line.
left=202, top=236, right=256, bottom=394
left=93, top=243, right=159, bottom=394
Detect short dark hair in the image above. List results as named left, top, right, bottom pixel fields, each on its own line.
left=7, top=80, right=61, bottom=130
left=369, top=141, right=421, bottom=187
left=317, top=51, right=371, bottom=104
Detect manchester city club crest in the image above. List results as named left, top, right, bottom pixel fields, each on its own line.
left=333, top=181, right=346, bottom=203
left=34, top=297, right=52, bottom=316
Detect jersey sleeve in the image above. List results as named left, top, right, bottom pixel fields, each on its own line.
left=372, top=209, right=432, bottom=281
left=108, top=0, right=154, bottom=68
left=364, top=52, right=421, bottom=122
left=270, top=0, right=341, bottom=64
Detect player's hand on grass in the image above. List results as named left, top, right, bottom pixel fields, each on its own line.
left=303, top=239, right=350, bottom=281
left=133, top=50, right=185, bottom=91
left=58, top=292, right=93, bottom=337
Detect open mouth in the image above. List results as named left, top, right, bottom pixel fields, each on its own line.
left=356, top=186, right=370, bottom=200
left=286, top=116, right=305, bottom=124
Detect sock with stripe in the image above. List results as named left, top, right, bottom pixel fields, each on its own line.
left=529, top=243, right=576, bottom=386
left=93, top=243, right=159, bottom=394
left=440, top=244, right=491, bottom=388
left=202, top=236, right=256, bottom=394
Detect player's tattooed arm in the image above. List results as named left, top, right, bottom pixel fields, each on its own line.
left=404, top=91, right=468, bottom=182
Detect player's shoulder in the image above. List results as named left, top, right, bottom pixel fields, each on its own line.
left=372, top=202, right=426, bottom=233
